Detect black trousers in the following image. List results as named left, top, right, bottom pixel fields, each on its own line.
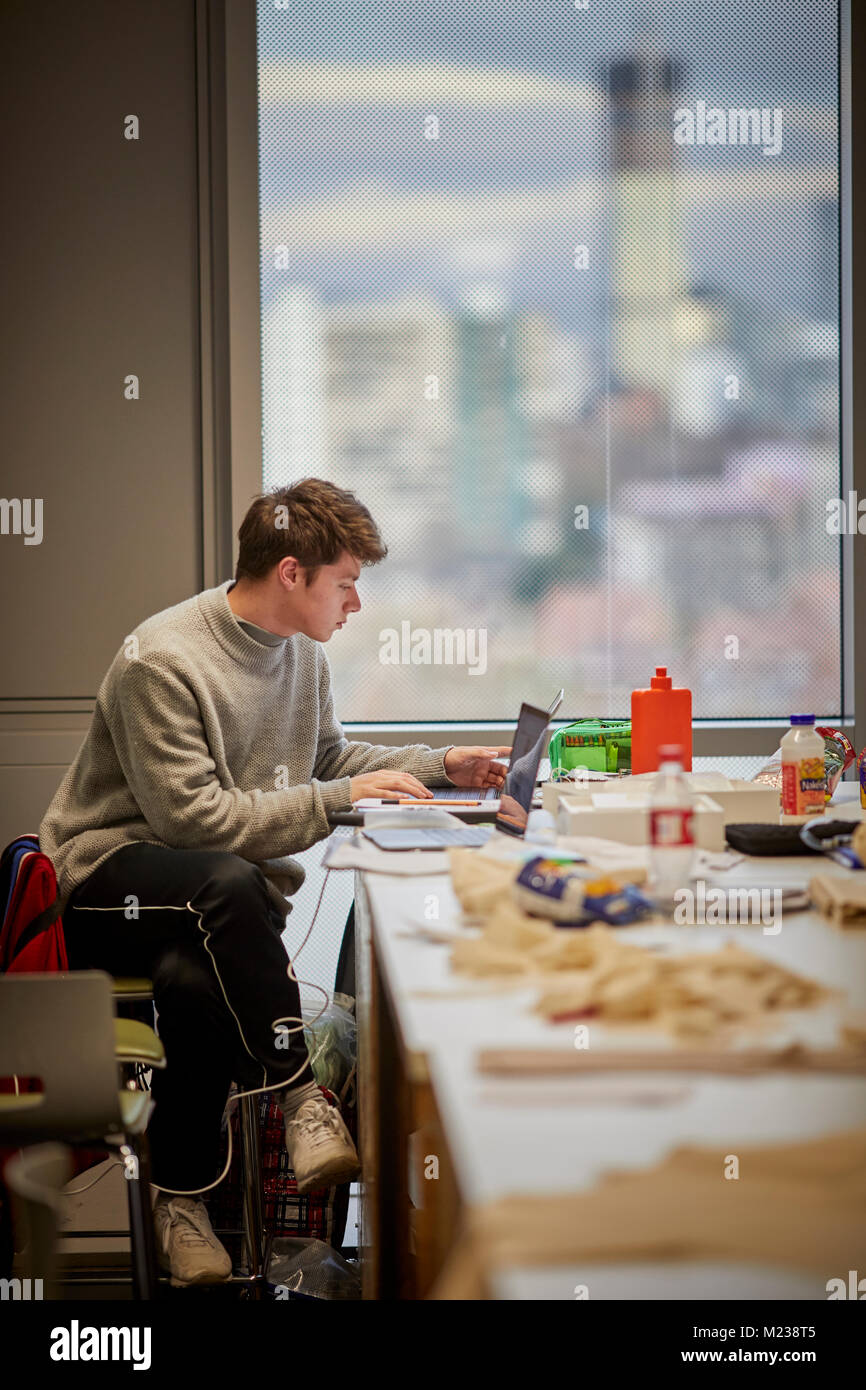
left=63, top=842, right=315, bottom=1192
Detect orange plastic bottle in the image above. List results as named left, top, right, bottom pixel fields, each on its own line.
left=631, top=666, right=693, bottom=774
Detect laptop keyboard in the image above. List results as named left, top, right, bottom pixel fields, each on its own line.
left=418, top=826, right=492, bottom=846
left=432, top=760, right=549, bottom=801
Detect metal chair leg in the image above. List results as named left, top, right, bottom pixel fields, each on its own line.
left=122, top=1134, right=159, bottom=1301
left=237, top=1093, right=267, bottom=1298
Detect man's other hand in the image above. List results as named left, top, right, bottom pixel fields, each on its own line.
left=443, top=746, right=512, bottom=790
left=349, top=770, right=434, bottom=801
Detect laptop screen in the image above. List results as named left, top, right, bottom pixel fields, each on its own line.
left=495, top=702, right=550, bottom=838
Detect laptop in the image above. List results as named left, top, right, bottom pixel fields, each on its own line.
left=362, top=690, right=562, bottom=851
left=430, top=687, right=562, bottom=802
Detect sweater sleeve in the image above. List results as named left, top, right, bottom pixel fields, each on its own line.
left=312, top=647, right=455, bottom=785
left=111, top=657, right=351, bottom=860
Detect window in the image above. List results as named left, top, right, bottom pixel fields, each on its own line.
left=256, top=0, right=842, bottom=724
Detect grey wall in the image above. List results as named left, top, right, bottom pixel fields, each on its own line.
left=0, top=0, right=205, bottom=844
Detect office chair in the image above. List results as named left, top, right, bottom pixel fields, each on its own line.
left=0, top=971, right=161, bottom=1298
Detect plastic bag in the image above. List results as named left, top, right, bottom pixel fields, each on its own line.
left=220, top=992, right=357, bottom=1127
left=816, top=727, right=856, bottom=799
left=267, top=1237, right=361, bottom=1300
left=301, top=991, right=356, bottom=1102
left=799, top=817, right=866, bottom=868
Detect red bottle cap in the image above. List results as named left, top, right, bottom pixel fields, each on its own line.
left=651, top=666, right=672, bottom=690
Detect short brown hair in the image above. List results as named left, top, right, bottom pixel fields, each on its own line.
left=235, top=478, right=387, bottom=584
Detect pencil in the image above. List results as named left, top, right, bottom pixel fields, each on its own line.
left=397, top=798, right=484, bottom=806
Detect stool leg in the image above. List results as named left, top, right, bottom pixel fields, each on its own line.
left=123, top=1134, right=159, bottom=1301
left=237, top=1094, right=267, bottom=1296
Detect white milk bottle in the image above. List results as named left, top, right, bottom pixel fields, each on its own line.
left=779, top=715, right=826, bottom=824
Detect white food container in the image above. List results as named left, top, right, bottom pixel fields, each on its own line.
left=544, top=772, right=779, bottom=827
left=554, top=790, right=726, bottom=851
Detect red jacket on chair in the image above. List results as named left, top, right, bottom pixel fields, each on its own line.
left=0, top=835, right=68, bottom=974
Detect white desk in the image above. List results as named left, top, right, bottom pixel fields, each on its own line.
left=355, top=784, right=866, bottom=1299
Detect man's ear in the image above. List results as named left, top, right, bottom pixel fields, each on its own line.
left=276, top=555, right=301, bottom=588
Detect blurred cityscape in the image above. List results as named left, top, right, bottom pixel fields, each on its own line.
left=256, top=1, right=841, bottom=721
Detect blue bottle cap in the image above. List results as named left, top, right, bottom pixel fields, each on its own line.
left=790, top=715, right=816, bottom=725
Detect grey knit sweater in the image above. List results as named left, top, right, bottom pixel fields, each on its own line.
left=39, top=581, right=454, bottom=913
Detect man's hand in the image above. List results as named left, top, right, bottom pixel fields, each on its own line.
left=349, top=770, right=434, bottom=802
left=443, top=745, right=512, bottom=790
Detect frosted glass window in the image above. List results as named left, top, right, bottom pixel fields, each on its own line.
left=257, top=0, right=841, bottom=721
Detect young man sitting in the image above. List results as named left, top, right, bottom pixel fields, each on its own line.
left=40, top=477, right=508, bottom=1287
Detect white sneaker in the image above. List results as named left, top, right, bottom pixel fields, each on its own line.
left=152, top=1195, right=233, bottom=1288
left=284, top=1095, right=361, bottom=1195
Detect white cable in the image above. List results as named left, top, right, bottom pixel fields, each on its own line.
left=51, top=856, right=341, bottom=1202
left=62, top=1160, right=125, bottom=1196
left=150, top=861, right=338, bottom=1198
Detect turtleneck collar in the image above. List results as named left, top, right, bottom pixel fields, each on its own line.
left=226, top=582, right=286, bottom=646
left=197, top=581, right=292, bottom=673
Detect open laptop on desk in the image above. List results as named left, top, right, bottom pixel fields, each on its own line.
left=430, top=687, right=562, bottom=803
left=362, top=691, right=561, bottom=851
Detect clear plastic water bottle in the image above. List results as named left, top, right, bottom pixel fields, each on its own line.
left=648, top=744, right=696, bottom=910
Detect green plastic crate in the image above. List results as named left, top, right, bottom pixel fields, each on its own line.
left=548, top=719, right=632, bottom=776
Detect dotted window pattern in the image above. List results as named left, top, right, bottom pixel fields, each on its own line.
left=256, top=0, right=842, bottom=723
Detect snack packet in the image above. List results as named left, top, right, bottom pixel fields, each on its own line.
left=816, top=727, right=856, bottom=801
left=513, top=857, right=654, bottom=927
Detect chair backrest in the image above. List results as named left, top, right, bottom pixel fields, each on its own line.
left=0, top=972, right=123, bottom=1143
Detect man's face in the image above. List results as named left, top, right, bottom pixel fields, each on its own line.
left=290, top=551, right=362, bottom=642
